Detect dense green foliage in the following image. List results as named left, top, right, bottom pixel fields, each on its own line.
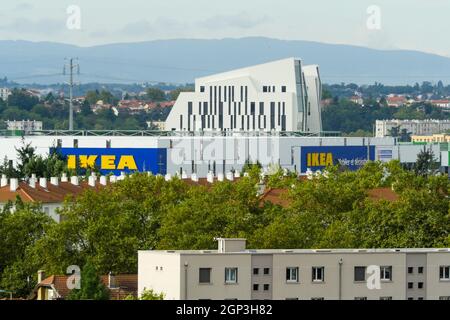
left=0, top=88, right=172, bottom=130
left=322, top=99, right=449, bottom=135
left=66, top=262, right=110, bottom=300
left=1, top=160, right=450, bottom=298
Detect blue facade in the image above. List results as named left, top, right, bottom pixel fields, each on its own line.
left=54, top=148, right=167, bottom=175
left=301, top=146, right=375, bottom=173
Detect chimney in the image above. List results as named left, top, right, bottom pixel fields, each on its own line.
left=109, top=175, right=117, bottom=183
left=215, top=238, right=247, bottom=253
left=50, top=177, right=59, bottom=186
left=191, top=173, right=198, bottom=182
left=39, top=177, right=47, bottom=189
left=70, top=176, right=79, bottom=186
left=88, top=175, right=96, bottom=187
left=165, top=173, right=172, bottom=181
left=206, top=171, right=214, bottom=183
left=226, top=171, right=234, bottom=181
left=29, top=177, right=36, bottom=188
left=217, top=173, right=224, bottom=182
left=99, top=176, right=107, bottom=186
left=1, top=174, right=7, bottom=187
left=37, top=270, right=46, bottom=284
left=108, top=272, right=116, bottom=289
left=61, top=173, right=68, bottom=182
left=10, top=178, right=19, bottom=192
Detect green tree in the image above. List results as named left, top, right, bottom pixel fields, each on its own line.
left=139, top=288, right=165, bottom=300
left=0, top=201, right=55, bottom=297
left=66, top=262, right=110, bottom=300
left=414, top=148, right=439, bottom=176
left=146, top=88, right=166, bottom=102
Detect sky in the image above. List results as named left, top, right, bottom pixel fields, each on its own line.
left=0, top=0, right=450, bottom=56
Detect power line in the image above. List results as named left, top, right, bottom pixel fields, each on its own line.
left=63, top=58, right=80, bottom=131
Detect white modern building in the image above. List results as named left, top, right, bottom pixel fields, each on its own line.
left=375, top=119, right=450, bottom=138
left=5, top=120, right=43, bottom=132
left=165, top=58, right=322, bottom=133
left=138, top=238, right=450, bottom=300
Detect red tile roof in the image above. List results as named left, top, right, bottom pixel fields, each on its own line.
left=0, top=180, right=106, bottom=204
left=33, top=274, right=137, bottom=300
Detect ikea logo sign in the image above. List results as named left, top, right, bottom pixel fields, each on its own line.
left=301, top=146, right=375, bottom=173
left=306, top=152, right=334, bottom=167
left=53, top=148, right=167, bottom=175
left=67, top=155, right=137, bottom=170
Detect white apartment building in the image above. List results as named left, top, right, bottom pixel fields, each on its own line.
left=375, top=119, right=450, bottom=137
left=165, top=58, right=322, bottom=133
left=138, top=238, right=450, bottom=300
left=6, top=120, right=43, bottom=132
left=0, top=87, right=11, bottom=101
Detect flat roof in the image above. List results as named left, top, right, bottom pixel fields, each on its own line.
left=139, top=248, right=450, bottom=255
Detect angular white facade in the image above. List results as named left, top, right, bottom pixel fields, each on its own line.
left=165, top=58, right=322, bottom=133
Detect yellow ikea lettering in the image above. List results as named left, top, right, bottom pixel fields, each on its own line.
left=79, top=155, right=98, bottom=168
left=307, top=152, right=334, bottom=167
left=67, top=155, right=76, bottom=169
left=117, top=155, right=137, bottom=170
left=101, top=155, right=116, bottom=170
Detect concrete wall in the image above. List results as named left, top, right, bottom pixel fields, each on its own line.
left=138, top=251, right=181, bottom=300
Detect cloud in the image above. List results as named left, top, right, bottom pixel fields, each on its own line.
left=14, top=2, right=34, bottom=11
left=119, top=18, right=188, bottom=36
left=0, top=18, right=65, bottom=35
left=198, top=13, right=269, bottom=30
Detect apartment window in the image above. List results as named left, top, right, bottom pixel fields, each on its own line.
left=263, top=86, right=268, bottom=93
left=264, top=268, right=270, bottom=275
left=286, top=267, right=299, bottom=283
left=418, top=282, right=424, bottom=289
left=440, top=266, right=450, bottom=280
left=253, top=268, right=259, bottom=275
left=253, top=284, right=259, bottom=291
left=408, top=267, right=414, bottom=274
left=312, top=267, right=325, bottom=282
left=418, top=267, right=424, bottom=274
left=407, top=297, right=414, bottom=300
left=418, top=297, right=424, bottom=300
left=354, top=266, right=366, bottom=282
left=380, top=266, right=392, bottom=281
left=225, top=268, right=238, bottom=284
left=263, top=284, right=270, bottom=291
left=199, top=268, right=211, bottom=284
left=281, top=86, right=286, bottom=93
left=354, top=297, right=367, bottom=300
left=200, top=86, right=205, bottom=92
left=380, top=297, right=392, bottom=300
left=408, top=282, right=413, bottom=289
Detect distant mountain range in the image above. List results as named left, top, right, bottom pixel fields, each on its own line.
left=1, top=37, right=450, bottom=85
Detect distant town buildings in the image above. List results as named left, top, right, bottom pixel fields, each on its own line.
left=411, top=134, right=450, bottom=144
left=165, top=58, right=323, bottom=133
left=5, top=120, right=43, bottom=132
left=0, top=87, right=11, bottom=101
left=375, top=119, right=450, bottom=137
left=386, top=95, right=407, bottom=107
left=349, top=96, right=363, bottom=105
left=430, top=100, right=450, bottom=109
left=147, top=121, right=166, bottom=131
left=138, top=238, right=450, bottom=300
